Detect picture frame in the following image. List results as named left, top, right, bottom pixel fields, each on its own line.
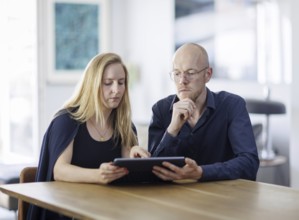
left=46, top=0, right=109, bottom=84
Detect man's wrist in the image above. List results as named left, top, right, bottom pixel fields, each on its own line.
left=167, top=126, right=180, bottom=137
left=196, top=166, right=203, bottom=180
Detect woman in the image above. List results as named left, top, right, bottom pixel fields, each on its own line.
left=28, top=53, right=149, bottom=220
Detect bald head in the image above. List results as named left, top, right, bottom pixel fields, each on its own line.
left=173, top=43, right=209, bottom=69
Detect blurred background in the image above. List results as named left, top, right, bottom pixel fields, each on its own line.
left=0, top=0, right=298, bottom=192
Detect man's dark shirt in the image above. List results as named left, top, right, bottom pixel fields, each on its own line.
left=148, top=88, right=259, bottom=181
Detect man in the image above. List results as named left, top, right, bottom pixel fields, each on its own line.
left=149, top=43, right=259, bottom=182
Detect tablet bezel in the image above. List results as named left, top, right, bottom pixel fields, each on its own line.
left=113, top=156, right=185, bottom=171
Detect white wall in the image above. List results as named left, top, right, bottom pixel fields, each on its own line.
left=38, top=0, right=174, bottom=138
left=290, top=0, right=299, bottom=189
left=121, top=0, right=175, bottom=124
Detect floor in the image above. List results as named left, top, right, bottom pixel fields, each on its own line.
left=0, top=207, right=15, bottom=220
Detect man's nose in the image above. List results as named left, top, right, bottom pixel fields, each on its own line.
left=179, top=74, right=189, bottom=84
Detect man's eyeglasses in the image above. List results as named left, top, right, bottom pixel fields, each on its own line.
left=169, top=67, right=209, bottom=81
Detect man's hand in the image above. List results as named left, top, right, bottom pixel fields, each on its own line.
left=152, top=157, right=203, bottom=181
left=167, top=98, right=196, bottom=136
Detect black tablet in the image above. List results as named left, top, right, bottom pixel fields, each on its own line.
left=111, top=156, right=185, bottom=184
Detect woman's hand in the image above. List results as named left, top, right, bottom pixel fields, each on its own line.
left=129, top=146, right=151, bottom=158
left=97, top=162, right=128, bottom=184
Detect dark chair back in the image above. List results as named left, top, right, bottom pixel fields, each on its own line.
left=18, top=167, right=37, bottom=220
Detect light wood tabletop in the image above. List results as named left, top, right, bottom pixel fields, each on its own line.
left=1, top=179, right=299, bottom=220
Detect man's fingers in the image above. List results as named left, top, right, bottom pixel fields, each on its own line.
left=185, top=158, right=198, bottom=168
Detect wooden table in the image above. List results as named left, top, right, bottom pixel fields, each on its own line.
left=1, top=179, right=299, bottom=220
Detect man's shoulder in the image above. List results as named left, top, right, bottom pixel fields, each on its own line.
left=214, top=90, right=244, bottom=102
left=152, top=94, right=176, bottom=111
left=210, top=90, right=246, bottom=110
left=155, top=94, right=176, bottom=105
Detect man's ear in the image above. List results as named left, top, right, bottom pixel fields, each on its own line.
left=205, top=67, right=213, bottom=83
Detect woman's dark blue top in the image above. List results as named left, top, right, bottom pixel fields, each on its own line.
left=27, top=110, right=122, bottom=220
left=72, top=123, right=121, bottom=167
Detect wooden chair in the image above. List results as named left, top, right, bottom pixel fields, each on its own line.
left=0, top=164, right=29, bottom=216
left=18, top=167, right=37, bottom=220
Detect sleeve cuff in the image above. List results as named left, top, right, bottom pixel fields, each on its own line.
left=200, top=164, right=217, bottom=181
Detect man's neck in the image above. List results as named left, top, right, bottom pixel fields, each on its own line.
left=194, top=87, right=207, bottom=114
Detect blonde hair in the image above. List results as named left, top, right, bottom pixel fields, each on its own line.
left=64, top=53, right=138, bottom=148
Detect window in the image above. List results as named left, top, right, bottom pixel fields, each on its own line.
left=0, top=0, right=37, bottom=163
left=175, top=0, right=291, bottom=84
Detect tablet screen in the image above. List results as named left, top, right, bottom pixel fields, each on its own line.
left=111, top=157, right=185, bottom=184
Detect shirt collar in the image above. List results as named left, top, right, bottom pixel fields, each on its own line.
left=206, top=88, right=216, bottom=110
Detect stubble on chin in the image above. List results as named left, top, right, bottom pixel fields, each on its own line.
left=178, top=92, right=198, bottom=102
left=178, top=93, right=187, bottom=100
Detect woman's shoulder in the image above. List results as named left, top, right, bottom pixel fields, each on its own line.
left=51, top=108, right=80, bottom=130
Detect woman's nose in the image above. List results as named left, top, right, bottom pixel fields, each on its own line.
left=112, top=83, right=120, bottom=93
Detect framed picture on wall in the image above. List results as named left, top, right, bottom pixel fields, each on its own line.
left=47, top=0, right=109, bottom=84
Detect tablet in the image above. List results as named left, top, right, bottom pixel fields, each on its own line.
left=111, top=156, right=185, bottom=184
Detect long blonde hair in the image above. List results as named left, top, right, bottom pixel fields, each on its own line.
left=64, top=53, right=138, bottom=148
